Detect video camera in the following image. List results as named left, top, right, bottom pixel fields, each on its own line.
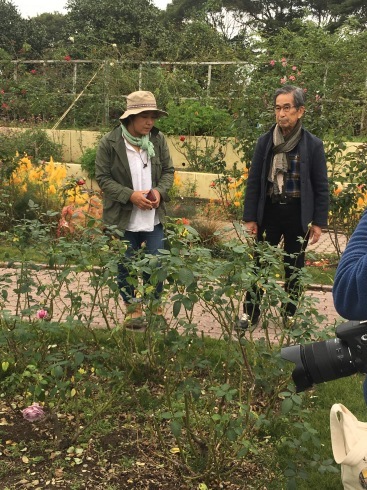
left=281, top=320, right=367, bottom=392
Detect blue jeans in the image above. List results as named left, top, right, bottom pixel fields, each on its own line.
left=117, top=223, right=164, bottom=304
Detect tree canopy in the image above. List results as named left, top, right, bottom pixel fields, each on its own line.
left=0, top=0, right=365, bottom=60
left=0, top=0, right=26, bottom=55
left=65, top=0, right=163, bottom=58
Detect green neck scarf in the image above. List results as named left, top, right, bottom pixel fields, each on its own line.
left=121, top=124, right=155, bottom=158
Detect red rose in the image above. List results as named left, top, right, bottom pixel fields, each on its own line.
left=64, top=55, right=71, bottom=61
left=77, top=179, right=86, bottom=186
left=179, top=135, right=186, bottom=142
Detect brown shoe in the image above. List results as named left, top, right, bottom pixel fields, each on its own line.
left=153, top=306, right=164, bottom=316
left=124, top=303, right=146, bottom=329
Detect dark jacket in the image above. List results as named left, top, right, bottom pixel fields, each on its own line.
left=333, top=209, right=367, bottom=320
left=95, top=125, right=174, bottom=231
left=243, top=125, right=329, bottom=233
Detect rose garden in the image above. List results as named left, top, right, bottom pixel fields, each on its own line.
left=0, top=0, right=367, bottom=488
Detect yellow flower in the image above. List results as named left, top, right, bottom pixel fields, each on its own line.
left=173, top=172, right=182, bottom=187
left=233, top=201, right=240, bottom=207
left=357, top=196, right=366, bottom=209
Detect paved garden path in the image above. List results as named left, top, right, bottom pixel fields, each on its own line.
left=0, top=229, right=346, bottom=342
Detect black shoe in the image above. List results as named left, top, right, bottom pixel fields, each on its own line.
left=235, top=313, right=259, bottom=331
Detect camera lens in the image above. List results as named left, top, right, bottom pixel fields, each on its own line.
left=281, top=338, right=356, bottom=392
left=282, top=321, right=367, bottom=392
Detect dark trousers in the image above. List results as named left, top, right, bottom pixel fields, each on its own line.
left=244, top=198, right=309, bottom=319
left=117, top=223, right=164, bottom=304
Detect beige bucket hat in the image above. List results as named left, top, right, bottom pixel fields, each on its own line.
left=119, top=91, right=168, bottom=120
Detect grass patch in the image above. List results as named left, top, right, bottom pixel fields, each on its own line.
left=305, top=253, right=337, bottom=286
left=298, top=375, right=366, bottom=489
left=0, top=242, right=44, bottom=263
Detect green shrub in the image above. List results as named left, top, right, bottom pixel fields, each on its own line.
left=0, top=128, right=63, bottom=162
left=79, top=145, right=98, bottom=179
left=156, top=100, right=234, bottom=136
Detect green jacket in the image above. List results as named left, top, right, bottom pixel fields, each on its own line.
left=95, top=125, right=175, bottom=231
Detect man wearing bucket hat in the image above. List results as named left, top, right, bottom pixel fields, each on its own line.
left=95, top=91, right=174, bottom=328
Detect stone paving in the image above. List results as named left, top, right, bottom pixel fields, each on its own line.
left=0, top=229, right=347, bottom=341
left=306, top=230, right=346, bottom=255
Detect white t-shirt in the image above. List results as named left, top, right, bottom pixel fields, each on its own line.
left=124, top=139, right=160, bottom=232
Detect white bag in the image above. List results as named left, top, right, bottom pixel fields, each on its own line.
left=330, top=403, right=367, bottom=489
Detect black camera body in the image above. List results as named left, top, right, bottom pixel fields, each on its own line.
left=281, top=320, right=367, bottom=392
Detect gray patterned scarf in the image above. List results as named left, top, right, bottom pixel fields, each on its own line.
left=269, top=120, right=302, bottom=195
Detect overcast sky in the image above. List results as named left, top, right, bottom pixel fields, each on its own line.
left=12, top=0, right=170, bottom=18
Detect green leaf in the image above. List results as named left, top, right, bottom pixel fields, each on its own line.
left=74, top=352, right=84, bottom=366
left=281, top=398, right=293, bottom=414
left=226, top=428, right=238, bottom=442
left=237, top=445, right=249, bottom=458
left=178, top=268, right=195, bottom=286
left=170, top=419, right=182, bottom=438
left=173, top=300, right=181, bottom=317
left=160, top=411, right=173, bottom=420
left=52, top=365, right=64, bottom=378
left=2, top=361, right=9, bottom=372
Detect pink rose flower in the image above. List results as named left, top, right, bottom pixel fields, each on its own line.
left=280, top=77, right=287, bottom=84
left=269, top=60, right=275, bottom=66
left=289, top=75, right=296, bottom=81
left=22, top=403, right=45, bottom=422
left=36, top=309, right=47, bottom=319
left=292, top=66, right=297, bottom=71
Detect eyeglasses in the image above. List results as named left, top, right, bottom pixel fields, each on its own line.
left=274, top=105, right=297, bottom=113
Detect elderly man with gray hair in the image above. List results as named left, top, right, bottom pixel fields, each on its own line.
left=238, top=85, right=329, bottom=330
